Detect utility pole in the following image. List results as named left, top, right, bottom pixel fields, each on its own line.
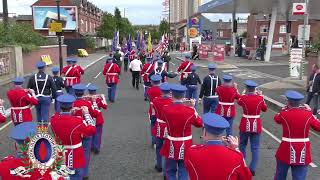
left=168, top=0, right=171, bottom=47
left=300, top=0, right=309, bottom=80
left=56, top=0, right=63, bottom=74
left=3, top=0, right=9, bottom=42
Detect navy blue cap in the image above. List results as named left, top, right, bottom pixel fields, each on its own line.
left=147, top=57, right=153, bottom=62
left=52, top=67, right=60, bottom=73
left=66, top=57, right=74, bottom=63
left=9, top=122, right=37, bottom=145
left=150, top=74, right=162, bottom=82
left=185, top=54, right=191, bottom=59
left=71, top=57, right=78, bottom=63
left=106, top=57, right=114, bottom=62
left=57, top=94, right=76, bottom=108
left=244, top=80, right=258, bottom=88
left=284, top=90, right=304, bottom=101
left=72, top=84, right=87, bottom=92
left=208, top=63, right=217, bottom=69
left=170, top=84, right=187, bottom=96
left=12, top=77, right=24, bottom=85
left=36, top=61, right=46, bottom=69
left=191, top=65, right=197, bottom=71
left=157, top=60, right=164, bottom=64
left=223, top=75, right=233, bottom=82
left=88, top=84, right=98, bottom=92
left=203, top=113, right=229, bottom=135
left=160, top=83, right=171, bottom=92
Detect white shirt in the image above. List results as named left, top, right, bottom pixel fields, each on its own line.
left=129, top=59, right=142, bottom=71
left=119, top=51, right=124, bottom=61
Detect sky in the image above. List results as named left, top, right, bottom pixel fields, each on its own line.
left=1, top=0, right=246, bottom=25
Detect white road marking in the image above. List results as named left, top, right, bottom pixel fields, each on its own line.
left=94, top=72, right=101, bottom=79
left=170, top=62, right=175, bottom=66
left=0, top=121, right=11, bottom=131
left=85, top=55, right=107, bottom=69
left=86, top=83, right=91, bottom=87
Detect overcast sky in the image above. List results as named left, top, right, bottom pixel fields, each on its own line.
left=1, top=0, right=246, bottom=25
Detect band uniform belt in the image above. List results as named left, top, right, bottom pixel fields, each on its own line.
left=35, top=94, right=51, bottom=98
left=282, top=137, right=310, bottom=143
left=167, top=135, right=192, bottom=141
left=11, top=105, right=30, bottom=110
left=64, top=142, right=83, bottom=149
left=56, top=90, right=63, bottom=93
left=219, top=102, right=235, bottom=106
left=157, top=118, right=166, bottom=123
left=243, top=114, right=260, bottom=119
left=106, top=73, right=118, bottom=75
left=65, top=77, right=77, bottom=79
left=205, top=96, right=218, bottom=98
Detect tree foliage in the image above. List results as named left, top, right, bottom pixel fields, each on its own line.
left=159, top=19, right=169, bottom=35
left=96, top=12, right=116, bottom=39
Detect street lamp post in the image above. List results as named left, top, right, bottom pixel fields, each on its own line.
left=56, top=0, right=63, bottom=75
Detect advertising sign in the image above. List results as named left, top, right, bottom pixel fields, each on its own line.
left=188, top=16, right=202, bottom=38
left=33, top=6, right=77, bottom=30
left=179, top=42, right=185, bottom=52
left=298, top=25, right=310, bottom=41
left=199, top=44, right=212, bottom=59
left=292, top=3, right=306, bottom=15
left=290, top=48, right=303, bottom=78
left=213, top=45, right=225, bottom=62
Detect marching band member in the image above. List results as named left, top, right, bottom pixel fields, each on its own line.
left=141, top=57, right=155, bottom=101
left=185, top=113, right=252, bottom=180
left=72, top=57, right=85, bottom=84
left=87, top=85, right=108, bottom=154
left=0, top=99, right=6, bottom=123
left=61, top=58, right=81, bottom=95
left=215, top=75, right=240, bottom=136
left=27, top=61, right=56, bottom=124
left=52, top=67, right=65, bottom=113
left=103, top=57, right=121, bottom=103
left=160, top=84, right=202, bottom=180
left=185, top=65, right=202, bottom=108
left=274, top=90, right=320, bottom=180
left=177, top=55, right=193, bottom=85
left=238, top=80, right=268, bottom=176
left=149, top=60, right=177, bottom=83
left=7, top=77, right=38, bottom=126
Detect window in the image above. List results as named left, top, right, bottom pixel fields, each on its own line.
left=85, top=21, right=88, bottom=32
left=89, top=22, right=92, bottom=32
left=279, top=25, right=286, bottom=34
left=279, top=37, right=284, bottom=43
left=219, top=31, right=224, bottom=37
left=260, top=25, right=268, bottom=33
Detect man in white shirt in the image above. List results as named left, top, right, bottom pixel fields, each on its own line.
left=129, top=56, right=143, bottom=90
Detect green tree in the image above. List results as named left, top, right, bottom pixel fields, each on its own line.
left=159, top=19, right=169, bottom=35
left=96, top=12, right=116, bottom=39
left=114, top=7, right=122, bottom=30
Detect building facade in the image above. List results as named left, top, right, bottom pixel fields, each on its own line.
left=31, top=0, right=103, bottom=39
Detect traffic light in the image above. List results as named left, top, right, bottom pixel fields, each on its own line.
left=233, top=20, right=237, bottom=33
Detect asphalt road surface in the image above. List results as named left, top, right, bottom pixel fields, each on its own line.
left=0, top=55, right=319, bottom=180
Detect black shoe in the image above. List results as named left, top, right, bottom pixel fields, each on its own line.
left=144, top=97, right=148, bottom=101
left=250, top=170, right=255, bottom=176
left=154, top=165, right=162, bottom=173
left=93, top=149, right=100, bottom=155
left=83, top=177, right=89, bottom=180
left=163, top=176, right=167, bottom=180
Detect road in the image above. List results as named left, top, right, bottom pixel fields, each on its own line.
left=0, top=54, right=319, bottom=179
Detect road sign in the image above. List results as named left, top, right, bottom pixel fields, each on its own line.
left=298, top=25, right=310, bottom=41
left=49, top=22, right=62, bottom=33
left=292, top=3, right=306, bottom=15
left=290, top=48, right=303, bottom=78
left=179, top=42, right=185, bottom=52
left=213, top=45, right=225, bottom=62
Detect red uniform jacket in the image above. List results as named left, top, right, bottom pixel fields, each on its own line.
left=103, top=63, right=121, bottom=84
left=129, top=50, right=136, bottom=61
left=51, top=113, right=96, bottom=168
left=185, top=144, right=252, bottom=180
left=151, top=97, right=173, bottom=139
left=74, top=65, right=85, bottom=84
left=177, top=61, right=193, bottom=82
left=274, top=106, right=320, bottom=165
left=0, top=106, right=6, bottom=123
left=216, top=85, right=240, bottom=118
left=161, top=103, right=202, bottom=160
left=141, top=63, right=154, bottom=83
left=7, top=88, right=38, bottom=124
left=238, top=94, right=268, bottom=133
left=73, top=99, right=99, bottom=121
left=87, top=96, right=107, bottom=126
left=147, top=86, right=162, bottom=117
left=61, top=65, right=81, bottom=86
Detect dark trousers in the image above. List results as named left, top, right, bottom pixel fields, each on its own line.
left=274, top=160, right=308, bottom=180
left=124, top=60, right=129, bottom=72
left=306, top=92, right=314, bottom=105
left=131, top=71, right=140, bottom=89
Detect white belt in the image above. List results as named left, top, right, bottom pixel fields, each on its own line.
left=35, top=94, right=51, bottom=98
left=56, top=90, right=63, bottom=93
left=65, top=77, right=77, bottom=79
left=167, top=135, right=192, bottom=141
left=205, top=95, right=218, bottom=98
left=243, top=114, right=260, bottom=118
left=182, top=72, right=191, bottom=74
left=106, top=73, right=118, bottom=75
left=282, top=137, right=310, bottom=143
left=64, top=142, right=82, bottom=149
left=219, top=102, right=234, bottom=106
left=11, top=105, right=30, bottom=110
left=157, top=118, right=166, bottom=123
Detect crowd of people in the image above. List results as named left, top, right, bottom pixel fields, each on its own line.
left=0, top=46, right=319, bottom=180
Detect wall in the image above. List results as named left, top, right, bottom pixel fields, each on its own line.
left=0, top=47, right=16, bottom=85
left=22, top=45, right=67, bottom=75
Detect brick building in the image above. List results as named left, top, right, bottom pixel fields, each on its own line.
left=246, top=14, right=320, bottom=49
left=31, top=0, right=103, bottom=38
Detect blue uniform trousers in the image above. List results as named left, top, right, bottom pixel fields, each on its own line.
left=239, top=132, right=261, bottom=172
left=66, top=86, right=75, bottom=96
left=225, top=117, right=234, bottom=136
left=203, top=97, right=218, bottom=113
left=54, top=91, right=63, bottom=113
left=274, top=160, right=308, bottom=180
left=155, top=137, right=166, bottom=176
left=166, top=159, right=188, bottom=180
left=187, top=85, right=198, bottom=108
left=70, top=168, right=84, bottom=180
left=150, top=115, right=157, bottom=145
left=107, top=83, right=117, bottom=102
left=82, top=137, right=92, bottom=177
left=144, top=82, right=151, bottom=99
left=91, top=125, right=103, bottom=151
left=35, top=96, right=51, bottom=124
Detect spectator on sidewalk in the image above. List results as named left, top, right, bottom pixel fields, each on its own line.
left=306, top=64, right=319, bottom=105
left=129, top=56, right=143, bottom=90
left=311, top=66, right=320, bottom=115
